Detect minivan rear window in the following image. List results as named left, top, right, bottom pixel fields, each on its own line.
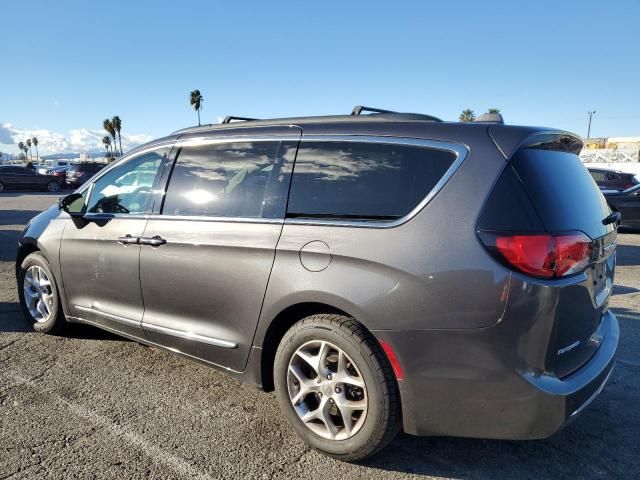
left=287, top=141, right=457, bottom=220
left=511, top=148, right=612, bottom=239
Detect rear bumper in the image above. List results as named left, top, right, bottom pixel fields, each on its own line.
left=374, top=310, right=618, bottom=439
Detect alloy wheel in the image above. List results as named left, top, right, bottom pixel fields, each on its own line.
left=23, top=266, right=54, bottom=323
left=287, top=340, right=368, bottom=440
left=48, top=181, right=60, bottom=192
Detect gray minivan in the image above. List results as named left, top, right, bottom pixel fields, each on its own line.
left=17, top=107, right=619, bottom=460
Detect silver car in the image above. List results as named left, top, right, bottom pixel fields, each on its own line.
left=17, top=107, right=619, bottom=460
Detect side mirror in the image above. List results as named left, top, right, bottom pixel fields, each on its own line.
left=58, top=193, right=86, bottom=216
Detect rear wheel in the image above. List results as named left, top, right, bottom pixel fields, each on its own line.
left=47, top=181, right=60, bottom=193
left=274, top=314, right=401, bottom=461
left=0, top=181, right=4, bottom=193
left=17, top=252, right=66, bottom=334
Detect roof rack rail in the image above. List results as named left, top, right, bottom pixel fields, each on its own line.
left=221, top=115, right=260, bottom=124
left=351, top=105, right=398, bottom=116
left=350, top=105, right=443, bottom=122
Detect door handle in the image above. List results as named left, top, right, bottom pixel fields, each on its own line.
left=139, top=235, right=167, bottom=247
left=117, top=234, right=140, bottom=245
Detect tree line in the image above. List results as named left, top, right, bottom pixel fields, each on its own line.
left=102, top=116, right=123, bottom=160
left=16, top=137, right=39, bottom=162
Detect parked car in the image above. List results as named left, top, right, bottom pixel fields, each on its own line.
left=588, top=167, right=640, bottom=191
left=46, top=165, right=72, bottom=186
left=17, top=106, right=619, bottom=461
left=603, top=184, right=640, bottom=229
left=0, top=165, right=62, bottom=193
left=65, top=162, right=106, bottom=188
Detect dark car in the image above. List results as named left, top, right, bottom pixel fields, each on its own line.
left=16, top=106, right=618, bottom=461
left=588, top=167, right=640, bottom=191
left=604, top=184, right=640, bottom=229
left=65, top=162, right=106, bottom=188
left=0, top=165, right=62, bottom=193
left=47, top=165, right=71, bottom=186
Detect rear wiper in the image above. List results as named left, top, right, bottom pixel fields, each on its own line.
left=287, top=213, right=402, bottom=221
left=602, top=212, right=621, bottom=226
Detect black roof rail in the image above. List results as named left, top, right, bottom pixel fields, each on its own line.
left=221, top=116, right=260, bottom=124
left=351, top=105, right=443, bottom=122
left=351, top=105, right=398, bottom=116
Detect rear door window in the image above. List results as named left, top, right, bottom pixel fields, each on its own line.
left=162, top=141, right=295, bottom=219
left=511, top=148, right=611, bottom=239
left=287, top=141, right=457, bottom=220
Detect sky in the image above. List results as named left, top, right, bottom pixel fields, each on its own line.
left=1, top=0, right=639, bottom=156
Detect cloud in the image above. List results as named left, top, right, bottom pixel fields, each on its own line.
left=0, top=123, right=153, bottom=155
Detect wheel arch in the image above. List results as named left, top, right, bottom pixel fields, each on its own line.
left=259, top=302, right=353, bottom=391
left=258, top=301, right=383, bottom=392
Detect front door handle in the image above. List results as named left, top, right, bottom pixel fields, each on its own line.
left=117, top=234, right=140, bottom=245
left=139, top=235, right=167, bottom=247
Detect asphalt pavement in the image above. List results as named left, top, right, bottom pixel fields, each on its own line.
left=1, top=192, right=639, bottom=479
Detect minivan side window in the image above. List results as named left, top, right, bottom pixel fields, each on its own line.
left=162, top=141, right=292, bottom=218
left=287, top=141, right=457, bottom=220
left=86, top=149, right=168, bottom=214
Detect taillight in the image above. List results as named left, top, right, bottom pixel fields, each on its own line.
left=480, top=232, right=592, bottom=279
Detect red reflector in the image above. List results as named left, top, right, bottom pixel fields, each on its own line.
left=483, top=232, right=592, bottom=279
left=379, top=340, right=403, bottom=380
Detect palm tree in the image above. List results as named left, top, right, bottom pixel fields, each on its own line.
left=112, top=116, right=122, bottom=156
left=487, top=108, right=500, bottom=114
left=26, top=139, right=33, bottom=161
left=459, top=109, right=476, bottom=122
left=190, top=89, right=203, bottom=126
left=18, top=141, right=25, bottom=159
left=103, top=119, right=118, bottom=156
left=32, top=137, right=39, bottom=161
left=102, top=136, right=112, bottom=157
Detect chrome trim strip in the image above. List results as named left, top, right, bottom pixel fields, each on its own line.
left=77, top=134, right=467, bottom=230
left=75, top=305, right=141, bottom=327
left=145, top=214, right=283, bottom=224
left=285, top=135, right=469, bottom=229
left=569, top=365, right=615, bottom=419
left=174, top=135, right=301, bottom=148
left=142, top=322, right=238, bottom=349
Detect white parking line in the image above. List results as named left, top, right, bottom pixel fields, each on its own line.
left=7, top=371, right=215, bottom=480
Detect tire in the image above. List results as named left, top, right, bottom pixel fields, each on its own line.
left=17, top=252, right=67, bottom=334
left=274, top=314, right=401, bottom=461
left=0, top=181, right=4, bottom=193
left=47, top=181, right=60, bottom=193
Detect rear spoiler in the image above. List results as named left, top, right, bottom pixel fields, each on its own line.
left=489, top=126, right=583, bottom=160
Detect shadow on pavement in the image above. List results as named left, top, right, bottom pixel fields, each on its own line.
left=0, top=302, right=123, bottom=340
left=616, top=242, right=640, bottom=266
left=0, top=209, right=44, bottom=227
left=0, top=229, right=23, bottom=262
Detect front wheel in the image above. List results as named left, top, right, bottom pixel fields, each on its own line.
left=17, top=252, right=66, bottom=334
left=47, top=181, right=61, bottom=193
left=274, top=314, right=401, bottom=461
left=0, top=181, right=5, bottom=193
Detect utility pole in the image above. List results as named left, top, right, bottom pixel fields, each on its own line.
left=587, top=110, right=596, bottom=138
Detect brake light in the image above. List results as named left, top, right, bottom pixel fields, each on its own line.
left=480, top=232, right=592, bottom=279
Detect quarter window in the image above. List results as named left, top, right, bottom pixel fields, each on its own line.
left=86, top=149, right=168, bottom=214
left=287, top=141, right=457, bottom=220
left=162, top=141, right=292, bottom=218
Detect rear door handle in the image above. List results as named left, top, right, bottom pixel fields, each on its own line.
left=139, top=235, right=167, bottom=247
left=117, top=234, right=140, bottom=245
